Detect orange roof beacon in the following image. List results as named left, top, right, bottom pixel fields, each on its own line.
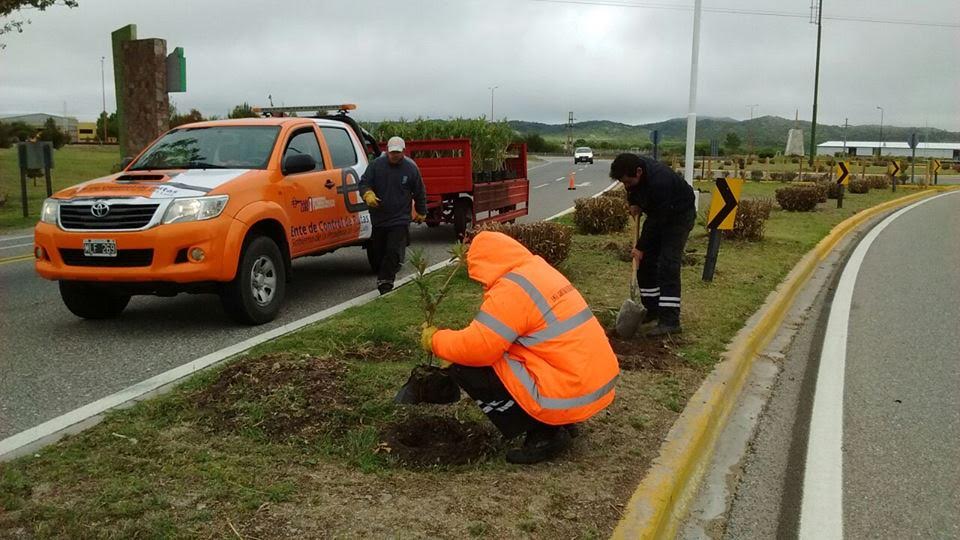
left=33, top=105, right=531, bottom=324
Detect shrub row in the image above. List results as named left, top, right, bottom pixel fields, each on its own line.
left=573, top=196, right=630, bottom=235
left=775, top=185, right=820, bottom=212
left=479, top=221, right=572, bottom=266
left=724, top=198, right=774, bottom=241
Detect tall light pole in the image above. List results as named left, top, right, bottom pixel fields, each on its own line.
left=683, top=0, right=703, bottom=207
left=876, top=106, right=884, bottom=157
left=100, top=56, right=107, bottom=144
left=488, top=85, right=499, bottom=122
left=808, top=0, right=823, bottom=166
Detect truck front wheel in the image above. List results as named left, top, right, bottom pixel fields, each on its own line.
left=221, top=235, right=286, bottom=325
left=59, top=281, right=131, bottom=319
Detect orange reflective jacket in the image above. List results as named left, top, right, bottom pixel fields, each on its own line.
left=432, top=231, right=619, bottom=425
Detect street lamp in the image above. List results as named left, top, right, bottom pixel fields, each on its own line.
left=488, top=85, right=499, bottom=121
left=876, top=106, right=884, bottom=157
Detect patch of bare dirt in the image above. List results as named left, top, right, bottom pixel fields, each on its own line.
left=193, top=353, right=348, bottom=441
left=604, top=241, right=634, bottom=262
left=608, top=336, right=682, bottom=371
left=382, top=414, right=500, bottom=468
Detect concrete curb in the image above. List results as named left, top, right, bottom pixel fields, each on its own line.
left=611, top=187, right=956, bottom=539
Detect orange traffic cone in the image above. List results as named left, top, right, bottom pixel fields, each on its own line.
left=568, top=171, right=576, bottom=190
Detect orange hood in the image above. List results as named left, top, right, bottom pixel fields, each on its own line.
left=55, top=169, right=255, bottom=200
left=466, top=231, right=532, bottom=288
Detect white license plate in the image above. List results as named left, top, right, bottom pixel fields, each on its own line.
left=83, top=239, right=117, bottom=257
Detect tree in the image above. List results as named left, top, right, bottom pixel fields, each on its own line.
left=39, top=117, right=69, bottom=148
left=0, top=121, right=35, bottom=148
left=724, top=132, right=742, bottom=153
left=95, top=111, right=118, bottom=142
left=228, top=102, right=258, bottom=119
left=1, top=0, right=78, bottom=50
left=169, top=104, right=205, bottom=128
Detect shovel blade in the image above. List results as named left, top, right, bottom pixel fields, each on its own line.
left=615, top=299, right=645, bottom=339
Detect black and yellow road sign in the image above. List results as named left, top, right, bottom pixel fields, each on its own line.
left=887, top=160, right=901, bottom=177
left=933, top=160, right=942, bottom=174
left=836, top=161, right=851, bottom=186
left=707, top=178, right=743, bottom=230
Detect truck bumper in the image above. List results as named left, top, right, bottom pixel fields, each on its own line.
left=34, top=217, right=240, bottom=284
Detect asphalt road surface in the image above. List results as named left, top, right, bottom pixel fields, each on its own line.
left=0, top=157, right=615, bottom=439
left=715, top=191, right=960, bottom=539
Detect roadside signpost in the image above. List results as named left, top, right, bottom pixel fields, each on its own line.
left=16, top=142, right=55, bottom=218
left=702, top=177, right=743, bottom=281
left=908, top=133, right=919, bottom=184
left=932, top=159, right=942, bottom=185
left=650, top=129, right=661, bottom=160
left=888, top=159, right=901, bottom=192
left=835, top=161, right=850, bottom=209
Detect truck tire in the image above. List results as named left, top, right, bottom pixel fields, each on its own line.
left=221, top=235, right=286, bottom=325
left=453, top=198, right=473, bottom=240
left=59, top=281, right=130, bottom=319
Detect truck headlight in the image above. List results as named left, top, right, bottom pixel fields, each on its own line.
left=41, top=198, right=59, bottom=225
left=162, top=195, right=229, bottom=224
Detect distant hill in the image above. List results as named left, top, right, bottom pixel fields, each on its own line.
left=508, top=115, right=960, bottom=149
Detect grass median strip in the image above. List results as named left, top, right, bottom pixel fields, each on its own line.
left=0, top=182, right=916, bottom=537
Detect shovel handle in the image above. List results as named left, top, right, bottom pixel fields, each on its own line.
left=629, top=216, right=640, bottom=299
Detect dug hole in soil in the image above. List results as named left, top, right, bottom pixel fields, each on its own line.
left=607, top=332, right=681, bottom=371
left=382, top=413, right=501, bottom=468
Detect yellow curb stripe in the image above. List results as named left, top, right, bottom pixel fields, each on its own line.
left=0, top=254, right=34, bottom=266
left=611, top=188, right=955, bottom=539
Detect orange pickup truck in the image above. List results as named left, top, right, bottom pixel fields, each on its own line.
left=34, top=106, right=380, bottom=324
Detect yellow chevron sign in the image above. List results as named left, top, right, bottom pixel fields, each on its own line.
left=836, top=161, right=851, bottom=186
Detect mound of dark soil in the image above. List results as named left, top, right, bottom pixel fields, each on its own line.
left=608, top=337, right=679, bottom=371
left=382, top=414, right=500, bottom=468
left=193, top=353, right=348, bottom=441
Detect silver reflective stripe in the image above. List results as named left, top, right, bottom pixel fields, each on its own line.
left=475, top=311, right=519, bottom=343
left=503, top=272, right=558, bottom=324
left=517, top=307, right=594, bottom=347
left=505, top=355, right=617, bottom=410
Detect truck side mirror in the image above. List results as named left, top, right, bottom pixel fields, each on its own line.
left=282, top=154, right=316, bottom=175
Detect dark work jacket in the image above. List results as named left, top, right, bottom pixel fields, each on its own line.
left=626, top=155, right=696, bottom=251
left=358, top=155, right=428, bottom=228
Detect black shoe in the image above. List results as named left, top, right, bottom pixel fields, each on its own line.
left=641, top=311, right=659, bottom=324
left=377, top=282, right=394, bottom=295
left=646, top=323, right=682, bottom=337
left=505, top=428, right=571, bottom=465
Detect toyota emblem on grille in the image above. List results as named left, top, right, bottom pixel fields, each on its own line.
left=91, top=201, right=110, bottom=218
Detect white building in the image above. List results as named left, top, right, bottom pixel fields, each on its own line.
left=817, top=140, right=960, bottom=160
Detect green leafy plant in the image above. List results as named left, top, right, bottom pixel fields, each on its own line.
left=573, top=197, right=629, bottom=235
left=408, top=244, right=468, bottom=365
left=848, top=179, right=870, bottom=194
left=724, top=198, right=774, bottom=242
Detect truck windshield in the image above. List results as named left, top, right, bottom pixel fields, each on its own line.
left=128, top=126, right=280, bottom=171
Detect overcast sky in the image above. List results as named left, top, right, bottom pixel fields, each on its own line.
left=1, top=0, right=957, bottom=130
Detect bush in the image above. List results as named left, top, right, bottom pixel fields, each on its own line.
left=769, top=172, right=783, bottom=181
left=573, top=197, right=630, bottom=235
left=811, top=182, right=829, bottom=203
left=723, top=160, right=733, bottom=166
left=790, top=157, right=800, bottom=164
left=599, top=187, right=626, bottom=200
left=866, top=175, right=890, bottom=189
left=848, top=179, right=870, bottom=194
left=749, top=169, right=764, bottom=180
left=723, top=198, right=774, bottom=241
left=783, top=171, right=798, bottom=182
left=825, top=182, right=842, bottom=199
left=478, top=221, right=572, bottom=266
left=775, top=185, right=820, bottom=212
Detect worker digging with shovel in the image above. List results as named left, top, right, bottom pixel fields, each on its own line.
left=416, top=231, right=620, bottom=464
left=610, top=153, right=696, bottom=338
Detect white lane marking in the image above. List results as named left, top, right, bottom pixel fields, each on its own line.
left=534, top=183, right=549, bottom=189
left=0, top=257, right=455, bottom=462
left=576, top=182, right=592, bottom=187
left=0, top=234, right=34, bottom=242
left=0, top=242, right=32, bottom=251
left=554, top=177, right=566, bottom=182
left=527, top=160, right=555, bottom=171
left=799, top=190, right=959, bottom=540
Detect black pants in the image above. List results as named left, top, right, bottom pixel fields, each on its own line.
left=369, top=225, right=409, bottom=287
left=448, top=365, right=552, bottom=439
left=636, top=209, right=696, bottom=327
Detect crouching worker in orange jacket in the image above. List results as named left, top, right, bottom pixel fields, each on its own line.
left=421, top=231, right=620, bottom=464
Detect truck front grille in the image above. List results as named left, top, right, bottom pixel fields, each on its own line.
left=59, top=203, right=159, bottom=230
